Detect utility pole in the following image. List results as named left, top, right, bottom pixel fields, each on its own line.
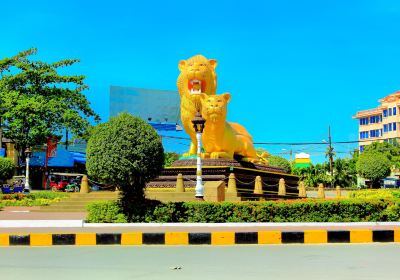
left=0, top=116, right=2, bottom=149
left=65, top=128, right=69, bottom=150
left=328, top=126, right=334, bottom=187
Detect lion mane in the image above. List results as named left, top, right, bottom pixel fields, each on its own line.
left=177, top=54, right=218, bottom=156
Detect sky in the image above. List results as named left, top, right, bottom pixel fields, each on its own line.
left=2, top=0, right=400, bottom=162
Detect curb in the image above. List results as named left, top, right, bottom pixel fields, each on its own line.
left=1, top=230, right=400, bottom=246
left=3, top=221, right=400, bottom=228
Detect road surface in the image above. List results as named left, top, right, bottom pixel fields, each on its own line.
left=0, top=244, right=398, bottom=280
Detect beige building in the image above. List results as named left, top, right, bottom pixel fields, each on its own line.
left=353, top=90, right=400, bottom=151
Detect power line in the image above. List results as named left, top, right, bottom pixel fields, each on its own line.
left=254, top=140, right=362, bottom=145
left=159, top=135, right=369, bottom=146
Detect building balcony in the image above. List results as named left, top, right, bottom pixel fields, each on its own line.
left=353, top=108, right=382, bottom=118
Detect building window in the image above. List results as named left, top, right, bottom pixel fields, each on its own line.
left=380, top=115, right=383, bottom=122
left=384, top=124, right=388, bottom=132
left=394, top=107, right=397, bottom=116
left=389, top=123, right=393, bottom=131
left=360, top=145, right=364, bottom=152
left=360, top=131, right=371, bottom=139
left=380, top=129, right=383, bottom=136
left=394, top=122, right=397, bottom=131
left=389, top=108, right=393, bottom=116
left=384, top=110, right=388, bottom=117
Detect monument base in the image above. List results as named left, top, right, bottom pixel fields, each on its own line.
left=145, top=159, right=299, bottom=202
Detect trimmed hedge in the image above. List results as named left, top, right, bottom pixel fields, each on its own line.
left=86, top=200, right=128, bottom=223
left=86, top=198, right=400, bottom=223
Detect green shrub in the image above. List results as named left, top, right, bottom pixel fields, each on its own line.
left=380, top=203, right=400, bottom=221
left=86, top=198, right=400, bottom=223
left=86, top=113, right=164, bottom=209
left=86, top=201, right=127, bottom=223
left=0, top=157, right=15, bottom=182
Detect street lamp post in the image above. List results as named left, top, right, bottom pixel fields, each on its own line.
left=24, top=147, right=32, bottom=193
left=192, top=111, right=206, bottom=201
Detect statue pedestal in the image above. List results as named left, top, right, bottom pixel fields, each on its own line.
left=146, top=159, right=299, bottom=202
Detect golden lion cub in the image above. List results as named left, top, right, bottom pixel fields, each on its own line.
left=200, top=93, right=258, bottom=161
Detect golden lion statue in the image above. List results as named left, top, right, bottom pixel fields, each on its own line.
left=177, top=54, right=217, bottom=156
left=200, top=93, right=258, bottom=161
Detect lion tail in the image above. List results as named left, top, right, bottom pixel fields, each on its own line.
left=256, top=151, right=270, bottom=165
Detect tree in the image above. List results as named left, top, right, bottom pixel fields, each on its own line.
left=356, top=151, right=391, bottom=188
left=363, top=141, right=400, bottom=168
left=0, top=157, right=15, bottom=182
left=86, top=113, right=164, bottom=216
left=164, top=152, right=180, bottom=167
left=333, top=158, right=357, bottom=188
left=292, top=163, right=330, bottom=188
left=0, top=48, right=99, bottom=161
left=268, top=155, right=291, bottom=173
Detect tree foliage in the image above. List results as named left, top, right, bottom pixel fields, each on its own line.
left=86, top=113, right=164, bottom=213
left=356, top=151, right=391, bottom=187
left=164, top=152, right=180, bottom=167
left=292, top=163, right=330, bottom=188
left=0, top=157, right=15, bottom=182
left=0, top=48, right=99, bottom=158
left=332, top=157, right=357, bottom=188
left=364, top=141, right=400, bottom=168
left=292, top=158, right=357, bottom=188
left=268, top=155, right=291, bottom=173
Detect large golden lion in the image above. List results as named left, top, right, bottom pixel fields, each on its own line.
left=177, top=54, right=218, bottom=156
left=200, top=93, right=258, bottom=161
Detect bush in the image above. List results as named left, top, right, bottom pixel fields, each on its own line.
left=86, top=198, right=400, bottom=223
left=0, top=157, right=15, bottom=182
left=86, top=201, right=128, bottom=223
left=86, top=113, right=164, bottom=212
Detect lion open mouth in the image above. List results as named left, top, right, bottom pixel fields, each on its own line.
left=188, top=79, right=206, bottom=94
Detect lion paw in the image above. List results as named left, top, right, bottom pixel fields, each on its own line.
left=241, top=157, right=258, bottom=163
left=201, top=152, right=210, bottom=158
left=210, top=152, right=231, bottom=159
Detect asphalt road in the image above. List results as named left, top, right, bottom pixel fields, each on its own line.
left=0, top=244, right=399, bottom=280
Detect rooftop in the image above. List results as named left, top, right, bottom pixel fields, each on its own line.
left=379, top=90, right=400, bottom=103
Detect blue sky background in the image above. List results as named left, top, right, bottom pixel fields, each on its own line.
left=2, top=0, right=400, bottom=162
